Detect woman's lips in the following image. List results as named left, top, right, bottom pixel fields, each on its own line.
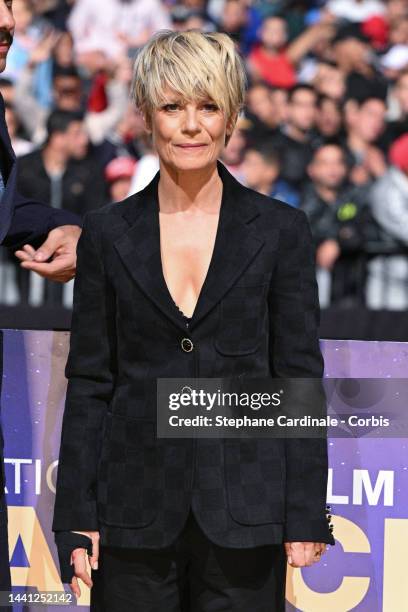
left=175, top=144, right=207, bottom=149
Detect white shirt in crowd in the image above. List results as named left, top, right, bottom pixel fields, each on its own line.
left=327, top=0, right=386, bottom=22
left=68, top=0, right=172, bottom=59
left=127, top=153, right=160, bottom=196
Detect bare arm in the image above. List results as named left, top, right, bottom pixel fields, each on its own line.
left=287, top=23, right=335, bottom=66
left=85, top=58, right=132, bottom=145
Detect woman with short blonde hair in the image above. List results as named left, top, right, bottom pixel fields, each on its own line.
left=131, top=29, right=246, bottom=141
left=53, top=29, right=334, bottom=611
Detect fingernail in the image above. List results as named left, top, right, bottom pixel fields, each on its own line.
left=92, top=562, right=98, bottom=570
left=34, top=251, right=45, bottom=261
left=288, top=556, right=292, bottom=564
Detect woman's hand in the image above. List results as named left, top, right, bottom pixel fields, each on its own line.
left=69, top=530, right=100, bottom=598
left=284, top=541, right=327, bottom=567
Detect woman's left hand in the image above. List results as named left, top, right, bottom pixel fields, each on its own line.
left=284, top=542, right=327, bottom=567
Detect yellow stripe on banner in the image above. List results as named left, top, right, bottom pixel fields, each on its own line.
left=383, top=518, right=408, bottom=612
left=8, top=505, right=91, bottom=606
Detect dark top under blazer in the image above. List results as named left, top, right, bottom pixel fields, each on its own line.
left=52, top=161, right=335, bottom=551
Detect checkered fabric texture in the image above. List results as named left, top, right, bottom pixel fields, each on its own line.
left=52, top=162, right=335, bottom=554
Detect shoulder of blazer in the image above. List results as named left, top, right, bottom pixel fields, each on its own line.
left=81, top=191, right=146, bottom=225
left=83, top=166, right=304, bottom=234
left=83, top=176, right=158, bottom=225
left=236, top=182, right=306, bottom=232
left=79, top=189, right=152, bottom=247
left=245, top=187, right=299, bottom=218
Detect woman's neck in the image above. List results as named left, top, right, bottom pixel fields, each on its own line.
left=157, top=162, right=223, bottom=214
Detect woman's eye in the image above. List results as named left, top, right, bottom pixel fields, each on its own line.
left=202, top=103, right=219, bottom=112
left=163, top=104, right=180, bottom=112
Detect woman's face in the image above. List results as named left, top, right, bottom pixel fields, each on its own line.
left=146, top=88, right=234, bottom=173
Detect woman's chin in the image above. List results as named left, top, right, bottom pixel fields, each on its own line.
left=168, top=157, right=217, bottom=172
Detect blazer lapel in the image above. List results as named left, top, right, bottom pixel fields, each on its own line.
left=114, top=161, right=264, bottom=332
left=190, top=162, right=264, bottom=328
left=114, top=172, right=188, bottom=333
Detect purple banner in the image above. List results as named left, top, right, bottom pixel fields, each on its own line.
left=1, top=330, right=407, bottom=610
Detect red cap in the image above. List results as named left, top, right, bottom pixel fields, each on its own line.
left=105, top=157, right=137, bottom=183
left=389, top=134, right=408, bottom=173
left=361, top=16, right=389, bottom=49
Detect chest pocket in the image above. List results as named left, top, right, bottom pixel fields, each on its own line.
left=214, top=283, right=268, bottom=356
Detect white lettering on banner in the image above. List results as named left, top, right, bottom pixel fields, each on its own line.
left=35, top=458, right=41, bottom=495
left=3, top=458, right=56, bottom=496
left=327, top=468, right=394, bottom=506
left=1, top=460, right=396, bottom=508
left=353, top=469, right=394, bottom=506
left=4, top=458, right=33, bottom=494
left=327, top=468, right=349, bottom=504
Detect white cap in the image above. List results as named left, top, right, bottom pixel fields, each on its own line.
left=381, top=45, right=408, bottom=71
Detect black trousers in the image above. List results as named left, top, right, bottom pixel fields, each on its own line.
left=90, top=510, right=287, bottom=612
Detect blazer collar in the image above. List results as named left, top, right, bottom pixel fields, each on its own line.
left=114, top=160, right=265, bottom=332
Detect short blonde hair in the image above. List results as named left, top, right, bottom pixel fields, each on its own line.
left=131, top=29, right=247, bottom=121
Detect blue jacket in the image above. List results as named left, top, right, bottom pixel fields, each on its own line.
left=0, top=93, right=81, bottom=249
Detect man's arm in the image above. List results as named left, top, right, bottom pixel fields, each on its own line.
left=2, top=192, right=82, bottom=251
left=2, top=194, right=82, bottom=283
left=0, top=83, right=82, bottom=281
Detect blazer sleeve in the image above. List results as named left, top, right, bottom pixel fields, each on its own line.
left=54, top=531, right=93, bottom=584
left=52, top=212, right=116, bottom=532
left=268, top=209, right=335, bottom=545
left=2, top=192, right=82, bottom=251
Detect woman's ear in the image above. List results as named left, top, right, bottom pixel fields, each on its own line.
left=226, top=112, right=238, bottom=137
left=142, top=109, right=153, bottom=134
left=225, top=112, right=238, bottom=146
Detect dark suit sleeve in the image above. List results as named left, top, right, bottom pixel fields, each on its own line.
left=52, top=212, right=116, bottom=532
left=268, top=209, right=335, bottom=544
left=54, top=531, right=93, bottom=584
left=2, top=192, right=82, bottom=251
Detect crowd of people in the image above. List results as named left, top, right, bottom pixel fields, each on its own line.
left=0, top=0, right=407, bottom=310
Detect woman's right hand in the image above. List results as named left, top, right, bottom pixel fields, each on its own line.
left=69, top=530, right=100, bottom=598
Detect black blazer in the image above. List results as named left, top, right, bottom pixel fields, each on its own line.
left=52, top=161, right=335, bottom=548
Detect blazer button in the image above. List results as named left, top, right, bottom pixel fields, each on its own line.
left=181, top=338, right=194, bottom=353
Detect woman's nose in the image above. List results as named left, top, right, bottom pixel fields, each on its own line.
left=182, top=108, right=201, bottom=134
